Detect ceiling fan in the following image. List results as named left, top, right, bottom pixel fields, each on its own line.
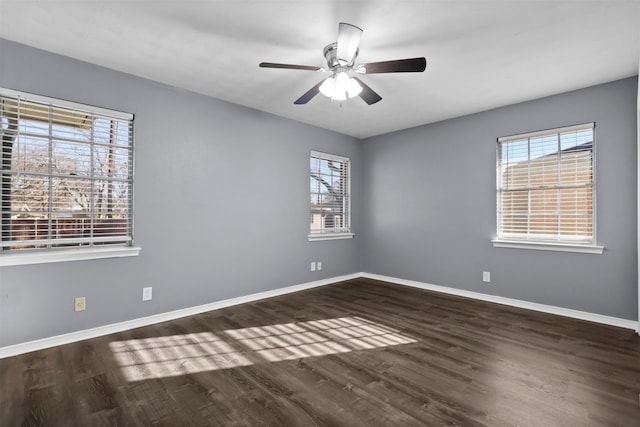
left=259, top=23, right=427, bottom=105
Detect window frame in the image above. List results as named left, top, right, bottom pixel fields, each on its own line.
left=308, top=150, right=354, bottom=241
left=0, top=88, right=140, bottom=266
left=492, top=123, right=603, bottom=254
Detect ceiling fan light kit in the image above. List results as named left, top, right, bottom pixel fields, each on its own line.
left=259, top=23, right=427, bottom=105
left=319, top=70, right=363, bottom=101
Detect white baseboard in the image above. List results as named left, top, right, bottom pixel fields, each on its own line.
left=2, top=271, right=637, bottom=358
left=0, top=273, right=360, bottom=359
left=361, top=272, right=639, bottom=332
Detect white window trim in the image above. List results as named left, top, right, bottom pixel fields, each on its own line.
left=309, top=150, right=353, bottom=241
left=495, top=122, right=601, bottom=252
left=1, top=88, right=138, bottom=263
left=491, top=239, right=603, bottom=254
left=497, top=123, right=595, bottom=143
left=308, top=232, right=355, bottom=242
left=0, top=88, right=133, bottom=120
left=0, top=245, right=141, bottom=266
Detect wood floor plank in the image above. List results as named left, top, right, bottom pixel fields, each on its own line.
left=1, top=278, right=639, bottom=426
left=19, top=348, right=79, bottom=426
left=0, top=348, right=25, bottom=426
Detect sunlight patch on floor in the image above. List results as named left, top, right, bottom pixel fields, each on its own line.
left=110, top=316, right=416, bottom=381
left=109, top=332, right=252, bottom=381
left=224, top=316, right=417, bottom=362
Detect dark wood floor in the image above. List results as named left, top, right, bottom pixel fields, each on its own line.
left=2, top=278, right=639, bottom=426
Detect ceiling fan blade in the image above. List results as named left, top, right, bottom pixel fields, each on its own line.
left=362, top=57, right=427, bottom=74
left=294, top=81, right=323, bottom=104
left=352, top=77, right=382, bottom=105
left=336, top=22, right=363, bottom=65
left=259, top=62, right=321, bottom=71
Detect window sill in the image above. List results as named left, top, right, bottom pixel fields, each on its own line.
left=491, top=239, right=604, bottom=254
left=0, top=246, right=142, bottom=267
left=308, top=232, right=355, bottom=242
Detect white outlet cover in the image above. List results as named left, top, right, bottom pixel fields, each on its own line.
left=142, top=287, right=153, bottom=301
left=310, top=262, right=316, bottom=272
left=483, top=271, right=491, bottom=282
left=317, top=262, right=322, bottom=270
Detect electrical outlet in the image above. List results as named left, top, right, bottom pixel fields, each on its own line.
left=142, top=287, right=153, bottom=301
left=74, top=296, right=86, bottom=312
left=483, top=271, right=491, bottom=283
left=317, top=261, right=322, bottom=270
left=310, top=262, right=316, bottom=272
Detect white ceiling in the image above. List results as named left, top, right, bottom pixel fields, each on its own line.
left=1, top=1, right=639, bottom=139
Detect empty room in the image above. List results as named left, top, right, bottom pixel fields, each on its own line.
left=1, top=1, right=639, bottom=426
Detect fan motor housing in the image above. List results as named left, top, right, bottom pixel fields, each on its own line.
left=323, top=42, right=358, bottom=68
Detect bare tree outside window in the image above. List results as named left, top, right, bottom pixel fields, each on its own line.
left=310, top=151, right=351, bottom=237
left=0, top=90, right=134, bottom=252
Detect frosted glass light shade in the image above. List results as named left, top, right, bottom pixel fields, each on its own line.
left=319, top=72, right=363, bottom=101
left=333, top=72, right=350, bottom=100
left=319, top=77, right=336, bottom=97
left=347, top=78, right=362, bottom=97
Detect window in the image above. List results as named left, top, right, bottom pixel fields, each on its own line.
left=494, top=123, right=602, bottom=253
left=309, top=151, right=353, bottom=240
left=1, top=88, right=137, bottom=263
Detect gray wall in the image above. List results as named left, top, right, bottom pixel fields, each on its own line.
left=361, top=77, right=638, bottom=320
left=0, top=39, right=362, bottom=347
left=1, top=38, right=637, bottom=349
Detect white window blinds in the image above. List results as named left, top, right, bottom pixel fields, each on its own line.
left=310, top=151, right=351, bottom=236
left=497, top=123, right=595, bottom=244
left=1, top=88, right=134, bottom=251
